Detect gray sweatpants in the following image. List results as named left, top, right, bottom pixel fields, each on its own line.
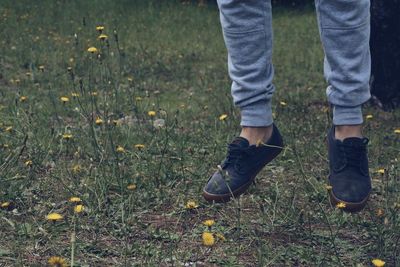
left=217, top=0, right=371, bottom=126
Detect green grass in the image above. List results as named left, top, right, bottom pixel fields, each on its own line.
left=0, top=0, right=399, bottom=266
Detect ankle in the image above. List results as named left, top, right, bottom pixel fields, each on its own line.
left=335, top=125, right=363, bottom=141
left=240, top=125, right=273, bottom=145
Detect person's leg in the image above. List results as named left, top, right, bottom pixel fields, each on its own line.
left=315, top=0, right=371, bottom=131
left=203, top=0, right=283, bottom=202
left=218, top=0, right=275, bottom=144
left=315, top=0, right=371, bottom=212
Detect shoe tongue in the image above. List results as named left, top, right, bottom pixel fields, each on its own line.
left=342, top=137, right=368, bottom=146
left=231, top=137, right=250, bottom=148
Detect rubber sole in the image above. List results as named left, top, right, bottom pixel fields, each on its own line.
left=202, top=172, right=257, bottom=203
left=203, top=148, right=282, bottom=203
left=328, top=186, right=369, bottom=213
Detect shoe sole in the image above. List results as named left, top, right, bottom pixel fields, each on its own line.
left=203, top=148, right=282, bottom=203
left=202, top=173, right=257, bottom=203
left=328, top=183, right=370, bottom=212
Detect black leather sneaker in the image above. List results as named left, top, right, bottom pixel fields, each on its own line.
left=203, top=124, right=283, bottom=203
left=327, top=127, right=371, bottom=212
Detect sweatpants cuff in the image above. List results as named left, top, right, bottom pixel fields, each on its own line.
left=240, top=100, right=273, bottom=127
left=333, top=105, right=363, bottom=125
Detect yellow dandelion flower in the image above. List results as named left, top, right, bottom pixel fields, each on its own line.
left=95, top=117, right=103, bottom=125
left=127, top=184, right=137, bottom=190
left=25, top=160, right=33, bottom=167
left=74, top=204, right=84, bottom=213
left=203, top=219, right=215, bottom=227
left=325, top=185, right=333, bottom=191
left=5, top=126, right=12, bottom=132
left=376, top=208, right=384, bottom=217
left=48, top=256, right=68, bottom=267
left=255, top=139, right=264, bottom=147
left=366, top=114, right=373, bottom=119
left=39, top=65, right=45, bottom=71
left=148, top=110, right=156, bottom=117
left=127, top=77, right=134, bottom=82
left=25, top=72, right=32, bottom=77
left=87, top=46, right=98, bottom=53
left=280, top=101, right=287, bottom=106
left=377, top=169, right=385, bottom=174
left=216, top=233, right=226, bottom=241
left=91, top=91, right=98, bottom=96
left=96, top=25, right=105, bottom=32
left=202, top=232, right=215, bottom=246
left=116, top=145, right=125, bottom=153
left=71, top=164, right=81, bottom=173
left=1, top=202, right=10, bottom=208
left=71, top=92, right=79, bottom=97
left=219, top=114, right=228, bottom=121
left=185, top=200, right=199, bottom=209
left=46, top=213, right=63, bottom=221
left=372, top=259, right=385, bottom=267
left=394, top=129, right=400, bottom=134
left=135, top=96, right=142, bottom=101
left=134, top=144, right=145, bottom=149
left=60, top=96, right=69, bottom=103
left=336, top=202, right=346, bottom=209
left=19, top=96, right=27, bottom=102
left=62, top=133, right=73, bottom=140
left=98, top=34, right=108, bottom=40
left=69, top=197, right=81, bottom=203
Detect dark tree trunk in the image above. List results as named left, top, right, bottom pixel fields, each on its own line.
left=370, top=0, right=400, bottom=110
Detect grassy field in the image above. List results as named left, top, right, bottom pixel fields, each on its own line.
left=0, top=0, right=399, bottom=266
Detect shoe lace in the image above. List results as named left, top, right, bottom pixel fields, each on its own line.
left=221, top=143, right=253, bottom=172
left=339, top=141, right=367, bottom=169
